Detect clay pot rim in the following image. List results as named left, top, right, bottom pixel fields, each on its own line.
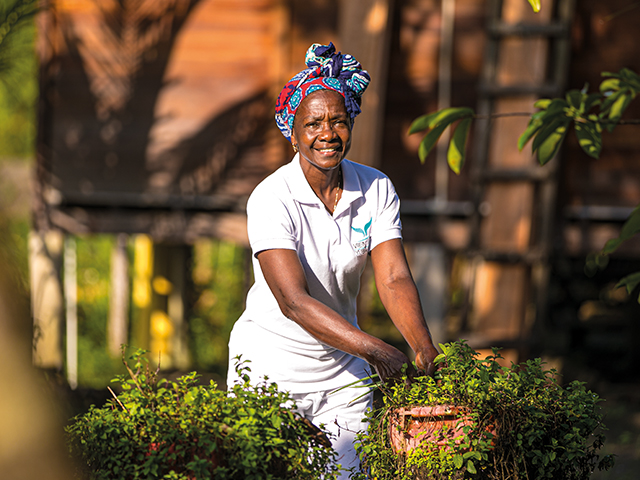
left=393, top=405, right=468, bottom=417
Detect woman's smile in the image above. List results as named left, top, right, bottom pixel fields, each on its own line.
left=292, top=89, right=352, bottom=171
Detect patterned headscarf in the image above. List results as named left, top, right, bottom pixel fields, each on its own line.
left=275, top=42, right=370, bottom=142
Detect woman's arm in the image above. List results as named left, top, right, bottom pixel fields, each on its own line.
left=256, top=248, right=411, bottom=381
left=370, top=238, right=439, bottom=376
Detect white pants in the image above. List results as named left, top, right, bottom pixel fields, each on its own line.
left=291, top=386, right=372, bottom=480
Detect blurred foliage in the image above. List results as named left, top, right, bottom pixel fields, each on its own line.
left=189, top=239, right=248, bottom=379
left=2, top=215, right=29, bottom=291
left=0, top=0, right=38, bottom=159
left=70, top=236, right=250, bottom=388
left=76, top=235, right=126, bottom=388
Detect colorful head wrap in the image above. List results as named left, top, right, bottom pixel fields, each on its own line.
left=275, top=42, right=370, bottom=142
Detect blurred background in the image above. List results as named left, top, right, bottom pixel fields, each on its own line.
left=1, top=0, right=639, bottom=478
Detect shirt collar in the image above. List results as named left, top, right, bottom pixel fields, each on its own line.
left=286, top=154, right=364, bottom=214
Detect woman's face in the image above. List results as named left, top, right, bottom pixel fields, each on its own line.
left=292, top=89, right=352, bottom=171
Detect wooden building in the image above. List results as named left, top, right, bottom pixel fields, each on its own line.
left=33, top=0, right=640, bottom=377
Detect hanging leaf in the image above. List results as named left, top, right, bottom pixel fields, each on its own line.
left=418, top=122, right=449, bottom=163
left=467, top=459, right=477, bottom=474
left=409, top=107, right=474, bottom=135
left=599, top=69, right=640, bottom=132
left=565, top=89, right=584, bottom=109
left=531, top=117, right=564, bottom=152
left=599, top=78, right=620, bottom=94
left=615, top=272, right=640, bottom=303
left=518, top=112, right=545, bottom=151
left=428, top=107, right=475, bottom=128
left=581, top=92, right=602, bottom=113
left=527, top=0, right=541, bottom=12
left=533, top=119, right=570, bottom=165
left=606, top=92, right=633, bottom=130
left=540, top=98, right=569, bottom=117
left=408, top=111, right=440, bottom=134
left=601, top=205, right=640, bottom=255
left=533, top=98, right=552, bottom=109
left=453, top=454, right=464, bottom=469
left=447, top=117, right=472, bottom=174
left=574, top=121, right=602, bottom=159
left=518, top=98, right=568, bottom=152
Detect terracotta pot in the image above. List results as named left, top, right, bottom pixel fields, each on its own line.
left=389, top=405, right=495, bottom=454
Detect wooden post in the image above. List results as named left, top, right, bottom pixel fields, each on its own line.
left=338, top=0, right=394, bottom=168
left=64, top=236, right=78, bottom=389
left=30, top=230, right=64, bottom=370
left=108, top=233, right=130, bottom=357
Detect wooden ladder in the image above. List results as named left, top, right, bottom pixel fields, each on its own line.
left=459, top=0, right=576, bottom=360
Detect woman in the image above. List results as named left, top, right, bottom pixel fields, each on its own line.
left=227, top=43, right=439, bottom=477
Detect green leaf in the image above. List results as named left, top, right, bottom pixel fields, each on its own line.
left=447, top=117, right=472, bottom=174
left=532, top=118, right=570, bottom=165
left=599, top=77, right=620, bottom=93
left=565, top=89, right=583, bottom=109
left=540, top=98, right=569, bottom=117
left=408, top=112, right=440, bottom=134
left=453, top=454, right=464, bottom=469
left=427, top=107, right=475, bottom=129
left=467, top=459, right=477, bottom=474
left=574, top=121, right=602, bottom=158
left=409, top=107, right=474, bottom=134
left=533, top=98, right=552, bottom=109
left=582, top=92, right=602, bottom=113
left=463, top=451, right=482, bottom=460
left=527, top=0, right=541, bottom=12
left=418, top=122, right=449, bottom=163
left=607, top=91, right=633, bottom=129
left=518, top=115, right=544, bottom=151
left=601, top=205, right=640, bottom=255
left=615, top=272, right=640, bottom=301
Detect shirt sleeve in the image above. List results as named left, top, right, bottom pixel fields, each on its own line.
left=370, top=176, right=403, bottom=251
left=246, top=182, right=298, bottom=256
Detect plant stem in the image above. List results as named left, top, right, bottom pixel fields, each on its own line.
left=108, top=386, right=129, bottom=413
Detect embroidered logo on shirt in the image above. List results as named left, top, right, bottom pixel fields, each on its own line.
left=351, top=218, right=372, bottom=256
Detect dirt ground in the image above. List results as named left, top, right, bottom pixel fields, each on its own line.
left=589, top=382, right=640, bottom=480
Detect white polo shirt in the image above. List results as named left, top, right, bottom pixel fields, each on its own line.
left=227, top=155, right=402, bottom=393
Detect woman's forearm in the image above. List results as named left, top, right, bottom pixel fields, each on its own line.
left=375, top=274, right=435, bottom=351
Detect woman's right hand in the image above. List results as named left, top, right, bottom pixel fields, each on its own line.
left=368, top=342, right=415, bottom=383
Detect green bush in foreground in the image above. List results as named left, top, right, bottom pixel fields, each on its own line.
left=353, top=340, right=615, bottom=480
left=66, top=349, right=338, bottom=480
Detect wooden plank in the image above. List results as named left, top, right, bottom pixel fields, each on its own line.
left=471, top=0, right=556, bottom=343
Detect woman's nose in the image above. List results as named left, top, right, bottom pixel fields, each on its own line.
left=318, top=122, right=337, bottom=140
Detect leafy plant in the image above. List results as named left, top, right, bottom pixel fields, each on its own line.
left=352, top=340, right=614, bottom=480
left=408, top=68, right=640, bottom=171
left=518, top=69, right=640, bottom=165
left=0, top=0, right=38, bottom=158
left=409, top=67, right=640, bottom=302
left=66, top=348, right=338, bottom=480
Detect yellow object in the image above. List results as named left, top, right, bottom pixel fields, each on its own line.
left=150, top=310, right=173, bottom=339
left=132, top=235, right=153, bottom=308
left=152, top=276, right=173, bottom=295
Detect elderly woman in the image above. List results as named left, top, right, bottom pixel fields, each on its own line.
left=227, top=43, right=438, bottom=477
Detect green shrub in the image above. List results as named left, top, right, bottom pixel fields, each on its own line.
left=353, top=340, right=615, bottom=480
left=66, top=348, right=338, bottom=479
